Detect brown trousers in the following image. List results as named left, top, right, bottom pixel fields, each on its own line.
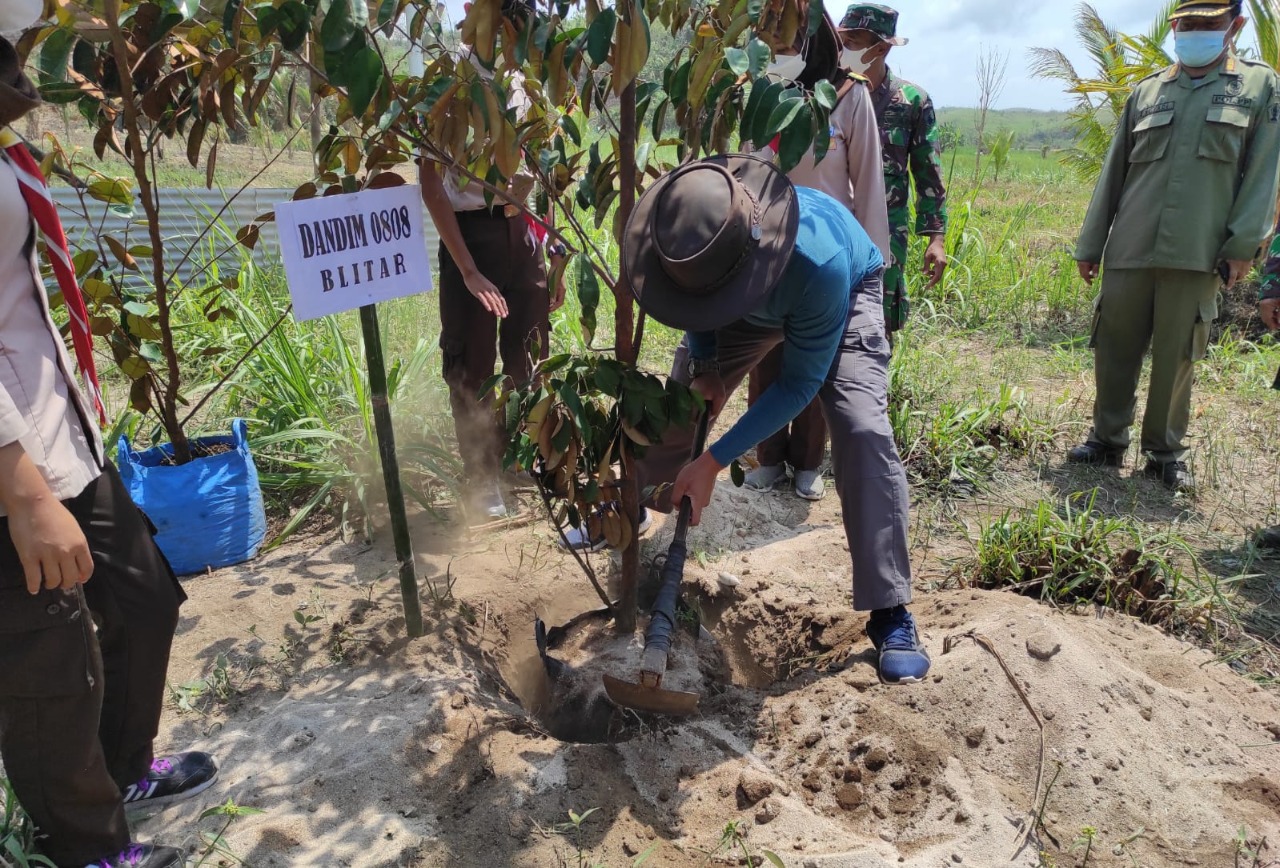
left=438, top=210, right=549, bottom=482
left=0, top=463, right=183, bottom=867
left=747, top=346, right=828, bottom=471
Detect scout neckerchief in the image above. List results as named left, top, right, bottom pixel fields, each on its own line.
left=0, top=128, right=106, bottom=425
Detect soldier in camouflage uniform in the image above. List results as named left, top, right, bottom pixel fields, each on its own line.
left=838, top=4, right=948, bottom=333
left=1259, top=227, right=1280, bottom=331
left=1254, top=225, right=1280, bottom=546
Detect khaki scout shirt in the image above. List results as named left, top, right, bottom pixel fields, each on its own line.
left=1075, top=54, right=1280, bottom=272
left=0, top=151, right=103, bottom=516
left=439, top=49, right=534, bottom=213
left=758, top=81, right=892, bottom=262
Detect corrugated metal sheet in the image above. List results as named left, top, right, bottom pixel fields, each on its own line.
left=50, top=187, right=441, bottom=289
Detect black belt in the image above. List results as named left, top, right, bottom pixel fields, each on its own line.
left=455, top=206, right=520, bottom=220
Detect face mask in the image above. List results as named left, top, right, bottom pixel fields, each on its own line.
left=767, top=54, right=808, bottom=82
left=0, top=0, right=40, bottom=39
left=842, top=47, right=874, bottom=75
left=1174, top=28, right=1229, bottom=67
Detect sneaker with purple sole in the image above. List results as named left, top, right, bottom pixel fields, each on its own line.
left=83, top=843, right=183, bottom=868
left=122, top=751, right=219, bottom=811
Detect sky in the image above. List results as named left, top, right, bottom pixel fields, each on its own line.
left=436, top=0, right=1253, bottom=109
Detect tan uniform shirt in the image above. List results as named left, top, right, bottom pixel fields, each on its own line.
left=1076, top=54, right=1280, bottom=271
left=0, top=152, right=103, bottom=515
left=756, top=81, right=892, bottom=262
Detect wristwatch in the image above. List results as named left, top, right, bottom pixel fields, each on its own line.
left=686, top=356, right=720, bottom=379
left=547, top=241, right=568, bottom=258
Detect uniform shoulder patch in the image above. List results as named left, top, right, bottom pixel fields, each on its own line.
left=896, top=77, right=930, bottom=105
left=846, top=71, right=869, bottom=84
left=1238, top=56, right=1273, bottom=69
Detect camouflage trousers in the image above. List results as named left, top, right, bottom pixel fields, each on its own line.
left=883, top=229, right=910, bottom=332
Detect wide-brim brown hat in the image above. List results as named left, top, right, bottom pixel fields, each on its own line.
left=622, top=155, right=798, bottom=333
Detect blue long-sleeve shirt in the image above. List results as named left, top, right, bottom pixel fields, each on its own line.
left=688, top=187, right=883, bottom=466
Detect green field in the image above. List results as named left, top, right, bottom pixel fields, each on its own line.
left=935, top=107, right=1079, bottom=151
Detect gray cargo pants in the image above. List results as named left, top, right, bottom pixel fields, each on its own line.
left=637, top=269, right=913, bottom=611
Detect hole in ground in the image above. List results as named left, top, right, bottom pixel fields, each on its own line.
left=497, top=605, right=732, bottom=744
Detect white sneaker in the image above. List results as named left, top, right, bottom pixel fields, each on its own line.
left=561, top=507, right=652, bottom=551
left=471, top=482, right=508, bottom=521
left=793, top=469, right=825, bottom=501
left=743, top=464, right=788, bottom=491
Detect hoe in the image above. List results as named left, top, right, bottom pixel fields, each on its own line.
left=602, top=413, right=710, bottom=717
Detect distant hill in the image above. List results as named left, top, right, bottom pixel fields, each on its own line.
left=935, top=108, right=1078, bottom=151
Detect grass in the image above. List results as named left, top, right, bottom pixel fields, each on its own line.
left=0, top=779, right=53, bottom=868
left=960, top=490, right=1228, bottom=631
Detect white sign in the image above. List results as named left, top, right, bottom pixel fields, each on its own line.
left=276, top=184, right=433, bottom=321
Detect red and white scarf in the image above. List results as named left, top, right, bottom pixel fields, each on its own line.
left=1, top=129, right=106, bottom=425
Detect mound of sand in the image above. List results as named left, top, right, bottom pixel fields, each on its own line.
left=130, top=482, right=1280, bottom=867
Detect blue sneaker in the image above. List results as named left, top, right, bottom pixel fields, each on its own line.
left=866, top=607, right=930, bottom=685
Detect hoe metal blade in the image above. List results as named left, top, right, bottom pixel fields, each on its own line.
left=602, top=673, right=700, bottom=717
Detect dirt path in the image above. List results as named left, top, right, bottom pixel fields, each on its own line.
left=133, top=476, right=1280, bottom=868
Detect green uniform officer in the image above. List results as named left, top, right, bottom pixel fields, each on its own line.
left=1070, top=0, right=1280, bottom=493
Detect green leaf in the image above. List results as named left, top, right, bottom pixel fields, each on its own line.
left=807, top=0, right=825, bottom=37
left=765, top=95, right=804, bottom=139
left=631, top=843, right=660, bottom=866
left=635, top=80, right=662, bottom=124
left=276, top=1, right=312, bottom=52
left=413, top=78, right=455, bottom=116
left=152, top=12, right=185, bottom=41
left=558, top=384, right=590, bottom=436
left=812, top=112, right=832, bottom=164
left=345, top=46, right=384, bottom=116
left=748, top=80, right=784, bottom=145
left=669, top=59, right=692, bottom=106
left=747, top=38, right=771, bottom=77
left=762, top=851, right=787, bottom=868
left=38, top=28, right=75, bottom=84
left=574, top=254, right=599, bottom=343
left=477, top=373, right=506, bottom=399
left=594, top=361, right=621, bottom=396
left=376, top=0, right=398, bottom=27
left=586, top=8, right=616, bottom=65
left=559, top=114, right=582, bottom=146
left=541, top=354, right=572, bottom=375
left=222, top=0, right=243, bottom=35
left=87, top=178, right=133, bottom=207
left=724, top=47, right=749, bottom=76
left=123, top=300, right=151, bottom=317
left=814, top=79, right=838, bottom=111
left=321, top=0, right=360, bottom=53
left=776, top=102, right=814, bottom=172
left=651, top=96, right=670, bottom=138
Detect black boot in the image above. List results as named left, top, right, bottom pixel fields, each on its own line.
left=1142, top=460, right=1194, bottom=493
left=1066, top=441, right=1125, bottom=466
left=1253, top=526, right=1280, bottom=549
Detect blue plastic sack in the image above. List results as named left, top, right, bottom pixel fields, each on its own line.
left=117, top=419, right=267, bottom=576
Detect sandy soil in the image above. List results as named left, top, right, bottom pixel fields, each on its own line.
left=127, top=475, right=1280, bottom=868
